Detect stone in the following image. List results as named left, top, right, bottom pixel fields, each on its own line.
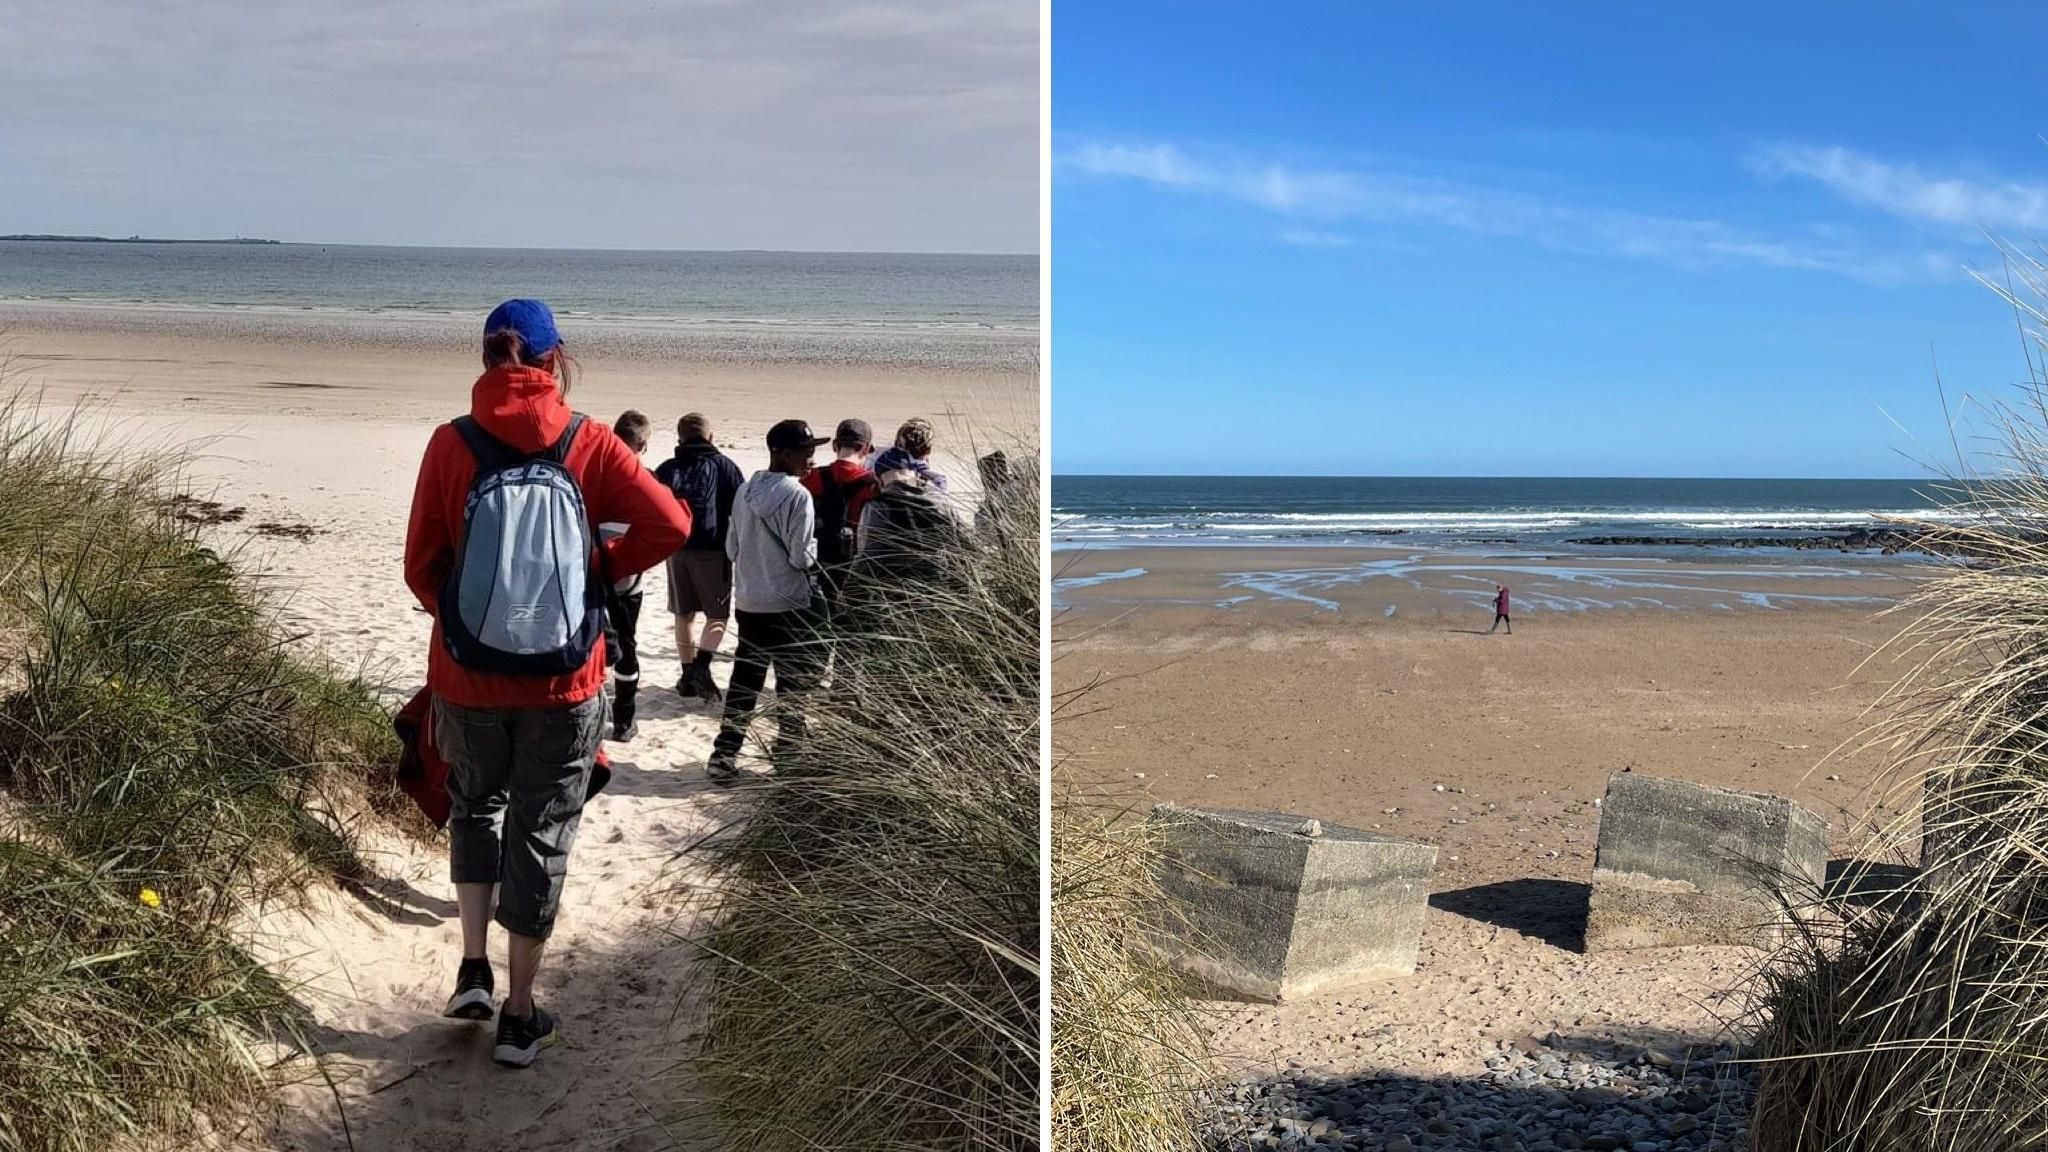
left=1147, top=804, right=1437, bottom=1001
left=1584, top=772, right=1826, bottom=950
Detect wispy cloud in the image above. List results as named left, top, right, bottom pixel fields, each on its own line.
left=1279, top=229, right=1354, bottom=248
left=1751, top=143, right=2048, bottom=233
left=1064, top=139, right=1954, bottom=282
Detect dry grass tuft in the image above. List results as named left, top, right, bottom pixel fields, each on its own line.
left=0, top=396, right=398, bottom=1152
left=1749, top=254, right=2048, bottom=1150
left=685, top=451, right=1041, bottom=1150
left=1049, top=792, right=1211, bottom=1152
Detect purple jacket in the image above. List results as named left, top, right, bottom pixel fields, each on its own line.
left=871, top=446, right=948, bottom=492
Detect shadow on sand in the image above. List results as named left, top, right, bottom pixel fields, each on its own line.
left=1198, top=1025, right=1755, bottom=1151
left=255, top=897, right=704, bottom=1152
left=600, top=756, right=722, bottom=801
left=1429, top=878, right=1591, bottom=952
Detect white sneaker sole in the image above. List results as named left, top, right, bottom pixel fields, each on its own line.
left=492, top=1031, right=557, bottom=1068
left=443, top=988, right=494, bottom=1020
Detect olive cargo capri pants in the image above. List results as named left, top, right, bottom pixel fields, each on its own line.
left=433, top=694, right=606, bottom=940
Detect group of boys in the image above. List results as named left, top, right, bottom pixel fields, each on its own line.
left=599, top=407, right=958, bottom=781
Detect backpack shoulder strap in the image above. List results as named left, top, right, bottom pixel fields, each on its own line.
left=452, top=416, right=521, bottom=472
left=541, top=414, right=586, bottom=466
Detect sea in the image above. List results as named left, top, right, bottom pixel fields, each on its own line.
left=1052, top=475, right=1969, bottom=553
left=0, top=241, right=1038, bottom=370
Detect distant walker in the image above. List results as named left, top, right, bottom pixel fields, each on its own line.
left=1487, top=584, right=1512, bottom=635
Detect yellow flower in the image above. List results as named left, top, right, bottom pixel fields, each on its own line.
left=138, top=888, right=162, bottom=908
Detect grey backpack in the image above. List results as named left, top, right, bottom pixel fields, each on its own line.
left=437, top=415, right=605, bottom=675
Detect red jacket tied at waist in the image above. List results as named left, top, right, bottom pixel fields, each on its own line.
left=404, top=364, right=691, bottom=709
left=394, top=687, right=612, bottom=826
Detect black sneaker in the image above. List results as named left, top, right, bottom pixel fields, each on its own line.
left=706, top=753, right=739, bottom=786
left=442, top=957, right=494, bottom=1020
left=690, top=663, right=723, bottom=704
left=610, top=720, right=638, bottom=742
left=493, top=1004, right=559, bottom=1068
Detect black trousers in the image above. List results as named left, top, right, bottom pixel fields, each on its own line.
left=603, top=587, right=644, bottom=726
left=712, top=605, right=824, bottom=762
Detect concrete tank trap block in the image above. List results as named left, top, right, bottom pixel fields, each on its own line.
left=1146, top=805, right=1437, bottom=1001
left=1586, top=772, right=1826, bottom=951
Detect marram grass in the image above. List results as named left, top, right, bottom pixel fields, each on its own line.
left=1750, top=256, right=2048, bottom=1152
left=0, top=397, right=398, bottom=1152
left=685, top=454, right=1041, bottom=1150
left=1049, top=794, right=1210, bottom=1152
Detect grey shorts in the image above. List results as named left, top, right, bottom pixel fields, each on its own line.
left=668, top=549, right=734, bottom=617
left=435, top=694, right=606, bottom=941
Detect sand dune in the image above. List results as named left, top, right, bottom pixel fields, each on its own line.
left=2, top=319, right=1034, bottom=1150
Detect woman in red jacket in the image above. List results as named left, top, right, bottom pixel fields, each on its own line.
left=404, top=298, right=690, bottom=1067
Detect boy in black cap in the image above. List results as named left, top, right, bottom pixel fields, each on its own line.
left=708, top=419, right=830, bottom=781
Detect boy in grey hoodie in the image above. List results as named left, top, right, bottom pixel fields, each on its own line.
left=707, top=418, right=830, bottom=782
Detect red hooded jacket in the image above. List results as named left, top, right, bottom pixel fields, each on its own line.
left=404, top=364, right=691, bottom=709
left=801, top=459, right=879, bottom=549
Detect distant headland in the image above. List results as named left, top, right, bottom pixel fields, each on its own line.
left=0, top=234, right=281, bottom=245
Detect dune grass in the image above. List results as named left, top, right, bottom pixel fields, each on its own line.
left=1048, top=794, right=1210, bottom=1152
left=685, top=455, right=1041, bottom=1150
left=0, top=401, right=398, bottom=1152
left=1746, top=262, right=2048, bottom=1150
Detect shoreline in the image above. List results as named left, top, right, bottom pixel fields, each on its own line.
left=0, top=298, right=1040, bottom=374
left=1053, top=543, right=1931, bottom=617
left=1054, top=526, right=1941, bottom=557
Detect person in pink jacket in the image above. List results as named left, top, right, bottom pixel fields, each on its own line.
left=1487, top=584, right=1512, bottom=635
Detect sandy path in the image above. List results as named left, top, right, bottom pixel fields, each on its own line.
left=1, top=322, right=1034, bottom=1151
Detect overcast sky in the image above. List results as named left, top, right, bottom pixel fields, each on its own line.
left=0, top=0, right=1038, bottom=252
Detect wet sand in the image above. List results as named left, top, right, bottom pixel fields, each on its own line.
left=1054, top=543, right=1931, bottom=1082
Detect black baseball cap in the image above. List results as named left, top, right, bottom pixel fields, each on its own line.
left=766, top=419, right=831, bottom=452
left=833, top=418, right=874, bottom=449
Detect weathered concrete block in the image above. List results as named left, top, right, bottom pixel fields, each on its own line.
left=1146, top=804, right=1437, bottom=1001
left=1586, top=772, right=1827, bottom=950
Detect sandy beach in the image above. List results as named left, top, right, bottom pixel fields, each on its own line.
left=0, top=310, right=1036, bottom=1151
left=1054, top=544, right=1930, bottom=1095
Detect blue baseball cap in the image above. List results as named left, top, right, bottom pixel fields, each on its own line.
left=484, top=298, right=561, bottom=356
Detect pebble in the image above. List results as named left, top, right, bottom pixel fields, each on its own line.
left=1191, top=1041, right=1756, bottom=1151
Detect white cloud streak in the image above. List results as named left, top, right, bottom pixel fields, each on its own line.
left=1751, top=143, right=2048, bottom=232
left=1064, top=140, right=1954, bottom=282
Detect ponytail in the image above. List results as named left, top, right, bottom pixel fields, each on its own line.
left=482, top=328, right=526, bottom=369
left=482, top=329, right=577, bottom=396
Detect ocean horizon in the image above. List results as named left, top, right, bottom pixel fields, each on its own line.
left=0, top=240, right=1038, bottom=371
left=1053, top=474, right=1970, bottom=551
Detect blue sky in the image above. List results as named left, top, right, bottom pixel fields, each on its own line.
left=1053, top=3, right=2048, bottom=477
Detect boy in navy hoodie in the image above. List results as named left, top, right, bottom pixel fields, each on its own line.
left=654, top=413, right=747, bottom=701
